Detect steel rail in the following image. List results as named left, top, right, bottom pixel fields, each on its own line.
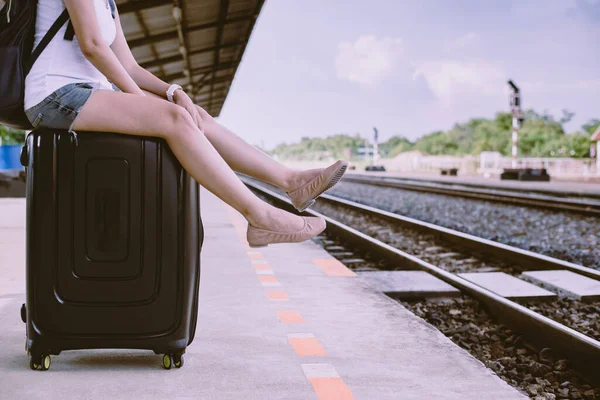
left=342, top=175, right=600, bottom=216
left=242, top=177, right=600, bottom=377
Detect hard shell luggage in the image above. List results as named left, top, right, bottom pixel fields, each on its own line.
left=19, top=129, right=203, bottom=370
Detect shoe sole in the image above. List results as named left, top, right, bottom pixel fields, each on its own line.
left=296, top=162, right=348, bottom=212
left=248, top=243, right=268, bottom=248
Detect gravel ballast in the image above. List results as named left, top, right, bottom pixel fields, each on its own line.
left=402, top=297, right=600, bottom=400
left=328, top=181, right=599, bottom=268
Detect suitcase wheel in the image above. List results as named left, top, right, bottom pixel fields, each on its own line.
left=173, top=354, right=184, bottom=368
left=162, top=354, right=173, bottom=370
left=20, top=304, right=26, bottom=323
left=162, top=354, right=184, bottom=369
left=29, top=354, right=51, bottom=371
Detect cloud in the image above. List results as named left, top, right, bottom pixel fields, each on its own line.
left=413, top=60, right=507, bottom=103
left=335, top=35, right=405, bottom=86
left=445, top=32, right=480, bottom=52
left=521, top=79, right=600, bottom=93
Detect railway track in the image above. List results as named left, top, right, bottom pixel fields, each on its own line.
left=241, top=176, right=600, bottom=379
left=342, top=174, right=600, bottom=217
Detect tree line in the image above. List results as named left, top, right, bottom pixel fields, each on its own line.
left=268, top=110, right=599, bottom=161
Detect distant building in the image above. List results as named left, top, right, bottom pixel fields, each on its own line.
left=592, top=127, right=600, bottom=171
left=356, top=147, right=375, bottom=156
left=386, top=151, right=426, bottom=171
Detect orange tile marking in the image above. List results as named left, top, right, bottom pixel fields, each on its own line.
left=289, top=337, right=327, bottom=356
left=266, top=291, right=288, bottom=301
left=253, top=263, right=271, bottom=270
left=247, top=252, right=264, bottom=259
left=309, top=378, right=355, bottom=400
left=312, top=258, right=357, bottom=277
left=258, top=275, right=279, bottom=283
left=277, top=310, right=305, bottom=323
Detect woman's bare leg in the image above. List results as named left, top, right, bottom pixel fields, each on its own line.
left=195, top=106, right=320, bottom=191
left=72, top=90, right=305, bottom=232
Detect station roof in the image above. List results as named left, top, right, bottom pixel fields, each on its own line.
left=115, top=0, right=264, bottom=116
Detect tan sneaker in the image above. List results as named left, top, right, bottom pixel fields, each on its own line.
left=247, top=216, right=326, bottom=248
left=286, top=160, right=348, bottom=212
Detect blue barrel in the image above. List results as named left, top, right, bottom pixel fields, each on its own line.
left=0, top=145, right=24, bottom=170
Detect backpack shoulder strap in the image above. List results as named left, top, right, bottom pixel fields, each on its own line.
left=27, top=9, right=70, bottom=73
left=64, top=20, right=74, bottom=41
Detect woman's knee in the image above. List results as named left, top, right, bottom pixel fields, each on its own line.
left=163, top=105, right=199, bottom=139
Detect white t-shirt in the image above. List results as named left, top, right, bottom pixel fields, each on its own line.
left=24, top=0, right=117, bottom=110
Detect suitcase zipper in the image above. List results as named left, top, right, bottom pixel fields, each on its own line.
left=6, top=0, right=12, bottom=23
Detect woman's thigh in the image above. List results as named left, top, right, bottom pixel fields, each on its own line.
left=72, top=89, right=192, bottom=138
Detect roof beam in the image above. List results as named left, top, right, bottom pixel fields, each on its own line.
left=207, top=0, right=230, bottom=112
left=192, top=73, right=212, bottom=93
left=118, top=0, right=172, bottom=14
left=128, top=14, right=252, bottom=49
left=210, top=0, right=265, bottom=116
left=139, top=40, right=244, bottom=69
left=160, top=61, right=238, bottom=82
left=192, top=75, right=234, bottom=89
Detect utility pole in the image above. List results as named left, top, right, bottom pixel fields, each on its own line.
left=592, top=126, right=600, bottom=174
left=507, top=80, right=523, bottom=168
left=372, top=127, right=380, bottom=165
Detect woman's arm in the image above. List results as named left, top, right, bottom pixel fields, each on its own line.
left=64, top=0, right=144, bottom=96
left=109, top=5, right=169, bottom=97
left=109, top=4, right=204, bottom=128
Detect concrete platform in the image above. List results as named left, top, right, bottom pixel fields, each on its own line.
left=358, top=270, right=461, bottom=299
left=459, top=272, right=557, bottom=302
left=521, top=270, right=600, bottom=301
left=0, top=192, right=526, bottom=399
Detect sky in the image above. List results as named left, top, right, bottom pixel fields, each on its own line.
left=218, top=0, right=600, bottom=149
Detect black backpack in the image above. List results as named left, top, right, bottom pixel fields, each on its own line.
left=0, top=0, right=70, bottom=129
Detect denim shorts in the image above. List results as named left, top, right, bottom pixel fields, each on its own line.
left=25, top=82, right=120, bottom=132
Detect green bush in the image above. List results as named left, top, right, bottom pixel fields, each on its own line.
left=0, top=125, right=26, bottom=145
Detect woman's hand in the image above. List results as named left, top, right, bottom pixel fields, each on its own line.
left=174, top=90, right=204, bottom=132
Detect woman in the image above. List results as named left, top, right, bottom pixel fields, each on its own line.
left=24, top=0, right=348, bottom=247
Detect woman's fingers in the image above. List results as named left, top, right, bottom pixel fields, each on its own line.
left=187, top=106, right=204, bottom=132
left=184, top=105, right=197, bottom=124
left=194, top=110, right=203, bottom=130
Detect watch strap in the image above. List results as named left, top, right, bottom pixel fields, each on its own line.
left=166, top=84, right=183, bottom=103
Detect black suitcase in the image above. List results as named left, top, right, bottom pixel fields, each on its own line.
left=19, top=129, right=203, bottom=370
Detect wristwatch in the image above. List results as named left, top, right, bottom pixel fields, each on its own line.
left=166, top=84, right=183, bottom=103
